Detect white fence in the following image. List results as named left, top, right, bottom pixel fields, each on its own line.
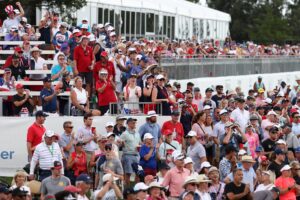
left=0, top=116, right=170, bottom=177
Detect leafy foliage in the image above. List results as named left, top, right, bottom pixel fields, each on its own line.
left=207, top=0, right=300, bottom=44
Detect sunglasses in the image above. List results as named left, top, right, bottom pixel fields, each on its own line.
left=294, top=168, right=300, bottom=170
left=66, top=126, right=73, bottom=129
left=105, top=148, right=112, bottom=151
left=189, top=183, right=198, bottom=186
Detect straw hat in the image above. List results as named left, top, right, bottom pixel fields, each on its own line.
left=241, top=155, right=256, bottom=163
left=26, top=180, right=41, bottom=194
left=197, top=174, right=212, bottom=183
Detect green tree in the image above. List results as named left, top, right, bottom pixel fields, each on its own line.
left=1, top=0, right=86, bottom=25
left=287, top=0, right=300, bottom=42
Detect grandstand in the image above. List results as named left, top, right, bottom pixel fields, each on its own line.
left=71, top=0, right=231, bottom=41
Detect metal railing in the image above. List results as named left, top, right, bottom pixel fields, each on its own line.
left=109, top=102, right=163, bottom=116
left=159, top=56, right=300, bottom=79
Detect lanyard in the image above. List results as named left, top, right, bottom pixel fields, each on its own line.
left=47, top=144, right=54, bottom=156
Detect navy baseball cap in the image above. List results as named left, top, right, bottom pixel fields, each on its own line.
left=35, top=110, right=49, bottom=117
left=140, top=55, right=148, bottom=63
left=0, top=186, right=9, bottom=194
left=255, top=146, right=264, bottom=152
left=274, top=148, right=285, bottom=155
left=43, top=77, right=52, bottom=83
left=76, top=173, right=92, bottom=184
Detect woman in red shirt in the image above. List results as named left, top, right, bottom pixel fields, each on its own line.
left=67, top=141, right=88, bottom=178
left=96, top=69, right=117, bottom=115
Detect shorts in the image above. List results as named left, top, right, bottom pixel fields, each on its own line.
left=115, top=81, right=122, bottom=93
left=121, top=154, right=139, bottom=174
left=78, top=72, right=93, bottom=84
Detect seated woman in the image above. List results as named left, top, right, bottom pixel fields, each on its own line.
left=70, top=76, right=100, bottom=116
left=51, top=53, right=73, bottom=81
left=139, top=133, right=158, bottom=176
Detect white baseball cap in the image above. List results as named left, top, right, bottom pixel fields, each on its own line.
left=238, top=149, right=247, bottom=156
left=44, top=130, right=55, bottom=138
left=219, top=109, right=228, bottom=115
left=172, top=150, right=185, bottom=161
left=102, top=173, right=118, bottom=182
left=106, top=132, right=115, bottom=138
left=267, top=110, right=278, bottom=116
left=81, top=24, right=89, bottom=29
left=156, top=74, right=165, bottom=80
left=280, top=165, right=291, bottom=172
left=200, top=161, right=211, bottom=171
left=203, top=105, right=212, bottom=110
left=109, top=32, right=116, bottom=37
left=107, top=26, right=115, bottom=31
left=186, top=131, right=197, bottom=137
left=276, top=139, right=286, bottom=145
left=147, top=110, right=158, bottom=118
left=105, top=122, right=114, bottom=127
left=143, top=133, right=154, bottom=140
left=134, top=182, right=149, bottom=192
left=184, top=157, right=194, bottom=165
left=97, top=24, right=104, bottom=29
left=263, top=98, right=272, bottom=104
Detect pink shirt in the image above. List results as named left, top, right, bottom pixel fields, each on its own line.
left=162, top=167, right=190, bottom=197
left=191, top=123, right=206, bottom=145
left=275, top=176, right=296, bottom=200
left=245, top=132, right=259, bottom=158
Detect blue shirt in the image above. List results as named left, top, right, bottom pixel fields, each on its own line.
left=139, top=145, right=157, bottom=169
left=51, top=64, right=73, bottom=81
left=131, top=65, right=143, bottom=87
left=139, top=122, right=161, bottom=145
left=40, top=87, right=57, bottom=112
left=58, top=132, right=74, bottom=159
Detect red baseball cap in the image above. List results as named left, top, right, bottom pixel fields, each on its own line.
left=64, top=185, right=81, bottom=193
left=261, top=155, right=268, bottom=161
left=164, top=129, right=173, bottom=136
left=16, top=83, right=24, bottom=89
left=14, top=47, right=23, bottom=53
left=101, top=51, right=108, bottom=57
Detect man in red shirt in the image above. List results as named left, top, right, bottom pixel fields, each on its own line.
left=73, top=35, right=95, bottom=96
left=161, top=110, right=184, bottom=145
left=26, top=110, right=48, bottom=161
left=93, top=51, right=115, bottom=84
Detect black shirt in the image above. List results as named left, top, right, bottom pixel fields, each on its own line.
left=113, top=125, right=126, bottom=136
left=12, top=94, right=33, bottom=116
left=9, top=65, right=27, bottom=80
left=268, top=161, right=284, bottom=178
left=224, top=182, right=251, bottom=200
left=212, top=94, right=225, bottom=108
left=39, top=26, right=51, bottom=44
left=262, top=138, right=276, bottom=152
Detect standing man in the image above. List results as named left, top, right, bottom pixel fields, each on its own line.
left=212, top=85, right=225, bottom=108
left=292, top=112, right=300, bottom=141
left=76, top=112, right=98, bottom=171
left=198, top=87, right=216, bottom=111
left=12, top=83, right=34, bottom=116
left=230, top=98, right=249, bottom=133
left=58, top=121, right=75, bottom=159
left=219, top=145, right=237, bottom=181
left=40, top=161, right=70, bottom=200
left=139, top=111, right=161, bottom=145
left=162, top=151, right=190, bottom=199
left=27, top=111, right=47, bottom=161
left=253, top=76, right=266, bottom=93
left=161, top=110, right=185, bottom=145
left=29, top=130, right=64, bottom=181
left=186, top=131, right=207, bottom=173
left=40, top=77, right=59, bottom=114
left=120, top=117, right=140, bottom=185
left=73, top=35, right=95, bottom=96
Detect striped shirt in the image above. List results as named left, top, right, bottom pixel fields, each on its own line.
left=76, top=126, right=98, bottom=152
left=30, top=142, right=63, bottom=175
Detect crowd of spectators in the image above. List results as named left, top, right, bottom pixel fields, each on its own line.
left=3, top=2, right=300, bottom=200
